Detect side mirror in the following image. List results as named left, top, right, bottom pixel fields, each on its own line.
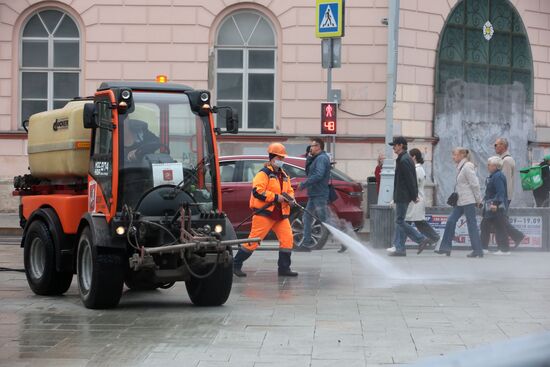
left=225, top=109, right=239, bottom=134
left=83, top=103, right=98, bottom=129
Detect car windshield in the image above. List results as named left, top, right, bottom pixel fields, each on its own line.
left=331, top=167, right=355, bottom=182
left=286, top=160, right=355, bottom=183
left=117, top=92, right=216, bottom=212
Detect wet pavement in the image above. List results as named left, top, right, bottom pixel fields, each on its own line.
left=1, top=240, right=550, bottom=367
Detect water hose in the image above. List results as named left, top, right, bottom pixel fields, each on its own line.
left=235, top=193, right=329, bottom=234
left=234, top=201, right=275, bottom=230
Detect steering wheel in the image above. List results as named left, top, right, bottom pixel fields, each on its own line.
left=133, top=142, right=171, bottom=161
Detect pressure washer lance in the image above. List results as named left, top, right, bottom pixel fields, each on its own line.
left=281, top=193, right=347, bottom=252
left=234, top=192, right=325, bottom=231
left=281, top=193, right=326, bottom=225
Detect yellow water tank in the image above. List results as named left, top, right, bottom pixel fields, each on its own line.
left=27, top=100, right=91, bottom=178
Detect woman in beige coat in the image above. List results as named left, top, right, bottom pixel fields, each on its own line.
left=406, top=149, right=440, bottom=244
left=435, top=148, right=484, bottom=257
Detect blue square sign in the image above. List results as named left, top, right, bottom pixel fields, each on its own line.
left=316, top=0, right=344, bottom=38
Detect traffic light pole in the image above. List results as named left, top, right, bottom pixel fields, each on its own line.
left=377, top=0, right=400, bottom=205
left=326, top=38, right=335, bottom=160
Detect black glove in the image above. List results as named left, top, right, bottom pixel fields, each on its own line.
left=281, top=193, right=296, bottom=206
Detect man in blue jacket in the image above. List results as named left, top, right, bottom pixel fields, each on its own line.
left=295, top=138, right=331, bottom=252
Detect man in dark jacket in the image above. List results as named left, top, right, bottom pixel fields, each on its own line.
left=296, top=138, right=331, bottom=252
left=389, top=137, right=430, bottom=256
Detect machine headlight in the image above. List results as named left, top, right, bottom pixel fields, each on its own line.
left=203, top=225, right=211, bottom=233
left=214, top=224, right=223, bottom=233
left=115, top=226, right=126, bottom=236
left=121, top=89, right=132, bottom=100
left=200, top=92, right=209, bottom=102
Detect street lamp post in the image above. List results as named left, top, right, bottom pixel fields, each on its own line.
left=377, top=0, right=400, bottom=205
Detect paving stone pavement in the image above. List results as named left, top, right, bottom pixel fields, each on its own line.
left=1, top=241, right=550, bottom=367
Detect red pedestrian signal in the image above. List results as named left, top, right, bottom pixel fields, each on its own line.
left=321, top=102, right=337, bottom=135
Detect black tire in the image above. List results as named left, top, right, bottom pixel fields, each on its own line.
left=185, top=249, right=233, bottom=306
left=290, top=210, right=329, bottom=250
left=77, top=227, right=124, bottom=309
left=23, top=220, right=73, bottom=296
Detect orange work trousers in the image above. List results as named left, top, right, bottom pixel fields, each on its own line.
left=241, top=215, right=293, bottom=253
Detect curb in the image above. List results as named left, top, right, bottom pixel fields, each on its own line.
left=0, top=228, right=22, bottom=236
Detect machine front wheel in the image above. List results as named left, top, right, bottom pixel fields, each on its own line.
left=77, top=227, right=124, bottom=309
left=185, top=249, right=233, bottom=306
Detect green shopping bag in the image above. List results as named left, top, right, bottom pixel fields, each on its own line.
left=520, top=165, right=546, bottom=191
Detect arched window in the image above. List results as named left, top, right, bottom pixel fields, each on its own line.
left=437, top=0, right=532, bottom=102
left=215, top=11, right=276, bottom=131
left=433, top=0, right=534, bottom=205
left=20, top=9, right=80, bottom=123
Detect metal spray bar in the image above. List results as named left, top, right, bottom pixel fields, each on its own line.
left=144, top=237, right=261, bottom=255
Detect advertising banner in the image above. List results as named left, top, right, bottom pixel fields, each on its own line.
left=405, top=214, right=543, bottom=249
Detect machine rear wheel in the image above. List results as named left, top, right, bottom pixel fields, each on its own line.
left=185, top=249, right=233, bottom=306
left=23, top=220, right=73, bottom=295
left=77, top=227, right=124, bottom=309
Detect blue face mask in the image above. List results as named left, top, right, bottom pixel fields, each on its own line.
left=273, top=159, right=284, bottom=169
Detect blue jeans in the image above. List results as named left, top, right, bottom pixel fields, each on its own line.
left=439, top=204, right=482, bottom=254
left=302, top=196, right=328, bottom=247
left=393, top=221, right=439, bottom=249
left=394, top=202, right=427, bottom=252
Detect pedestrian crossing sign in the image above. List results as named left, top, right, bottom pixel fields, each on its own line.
left=316, top=0, right=345, bottom=38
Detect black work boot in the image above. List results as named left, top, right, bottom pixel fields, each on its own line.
left=233, top=249, right=252, bottom=277
left=277, top=251, right=298, bottom=277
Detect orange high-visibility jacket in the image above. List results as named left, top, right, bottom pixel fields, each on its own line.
left=249, top=164, right=295, bottom=218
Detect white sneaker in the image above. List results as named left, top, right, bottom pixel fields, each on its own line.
left=386, top=246, right=396, bottom=253
left=483, top=249, right=489, bottom=255
left=494, top=250, right=511, bottom=256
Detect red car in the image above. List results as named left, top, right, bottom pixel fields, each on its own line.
left=219, top=155, right=365, bottom=249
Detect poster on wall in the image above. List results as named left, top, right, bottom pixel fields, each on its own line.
left=405, top=214, right=543, bottom=249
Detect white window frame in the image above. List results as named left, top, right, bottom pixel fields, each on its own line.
left=215, top=12, right=277, bottom=132
left=19, top=10, right=81, bottom=126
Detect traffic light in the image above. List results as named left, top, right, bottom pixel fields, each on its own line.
left=321, top=102, right=337, bottom=135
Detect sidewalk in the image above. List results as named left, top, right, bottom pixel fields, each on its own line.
left=1, top=243, right=549, bottom=366
left=0, top=213, right=20, bottom=235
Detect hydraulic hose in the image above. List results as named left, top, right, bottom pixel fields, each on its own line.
left=234, top=201, right=275, bottom=230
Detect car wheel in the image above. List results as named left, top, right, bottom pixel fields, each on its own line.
left=290, top=211, right=329, bottom=250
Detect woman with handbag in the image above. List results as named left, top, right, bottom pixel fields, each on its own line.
left=436, top=148, right=484, bottom=257
left=480, top=156, right=510, bottom=255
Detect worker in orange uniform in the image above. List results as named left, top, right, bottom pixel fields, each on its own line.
left=233, top=143, right=298, bottom=277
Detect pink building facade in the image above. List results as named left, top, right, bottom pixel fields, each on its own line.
left=1, top=0, right=550, bottom=211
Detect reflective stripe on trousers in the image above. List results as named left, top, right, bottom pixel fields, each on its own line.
left=242, top=215, right=293, bottom=252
